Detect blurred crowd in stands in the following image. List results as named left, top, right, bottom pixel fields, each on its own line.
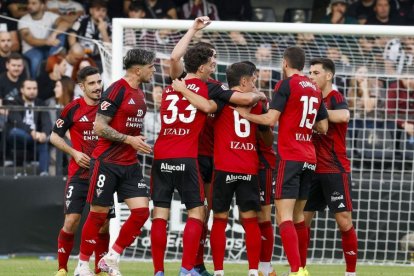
left=0, top=0, right=413, bottom=175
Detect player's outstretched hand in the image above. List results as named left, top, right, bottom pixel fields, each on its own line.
left=232, top=106, right=252, bottom=118
left=126, top=135, right=152, bottom=154
left=193, top=16, right=211, bottom=31
left=172, top=78, right=187, bottom=93
left=73, top=151, right=91, bottom=169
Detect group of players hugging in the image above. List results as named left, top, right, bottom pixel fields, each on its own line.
left=50, top=16, right=358, bottom=276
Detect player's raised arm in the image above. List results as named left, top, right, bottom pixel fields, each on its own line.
left=170, top=16, right=211, bottom=79
left=172, top=78, right=217, bottom=113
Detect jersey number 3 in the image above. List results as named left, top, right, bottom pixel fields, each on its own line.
left=299, top=96, right=318, bottom=129
left=163, top=94, right=197, bottom=124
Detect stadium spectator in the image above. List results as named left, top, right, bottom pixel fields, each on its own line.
left=347, top=65, right=384, bottom=119
left=47, top=0, right=85, bottom=24
left=50, top=67, right=110, bottom=276
left=145, top=0, right=177, bottom=19
left=365, top=0, right=405, bottom=25
left=124, top=1, right=147, bottom=47
left=0, top=3, right=21, bottom=51
left=295, top=33, right=327, bottom=61
left=71, top=57, right=97, bottom=98
left=320, top=0, right=358, bottom=24
left=347, top=0, right=376, bottom=24
left=68, top=0, right=111, bottom=60
left=0, top=31, right=13, bottom=72
left=19, top=0, right=70, bottom=78
left=106, top=0, right=130, bottom=19
left=6, top=79, right=52, bottom=176
left=140, top=24, right=180, bottom=56
left=36, top=54, right=67, bottom=101
left=181, top=0, right=220, bottom=20
left=63, top=43, right=85, bottom=78
left=5, top=0, right=28, bottom=19
left=74, top=48, right=155, bottom=276
left=0, top=53, right=27, bottom=106
left=235, top=46, right=329, bottom=276
left=212, top=0, right=253, bottom=21
left=143, top=84, right=162, bottom=144
left=397, top=0, right=414, bottom=25
left=387, top=72, right=414, bottom=136
left=255, top=43, right=272, bottom=65
left=48, top=75, right=75, bottom=124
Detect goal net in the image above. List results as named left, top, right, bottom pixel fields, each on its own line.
left=99, top=19, right=414, bottom=265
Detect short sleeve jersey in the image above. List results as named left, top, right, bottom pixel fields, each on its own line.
left=270, top=74, right=328, bottom=163
left=198, top=78, right=232, bottom=157
left=154, top=78, right=209, bottom=159
left=92, top=78, right=147, bottom=165
left=214, top=94, right=263, bottom=175
left=52, top=97, right=98, bottom=181
left=313, top=90, right=350, bottom=173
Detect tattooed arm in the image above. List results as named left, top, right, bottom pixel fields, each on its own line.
left=94, top=113, right=152, bottom=153
left=94, top=113, right=127, bottom=142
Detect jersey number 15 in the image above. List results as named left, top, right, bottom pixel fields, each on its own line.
left=299, top=96, right=318, bottom=129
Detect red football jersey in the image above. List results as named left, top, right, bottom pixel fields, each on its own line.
left=214, top=95, right=263, bottom=175
left=313, top=90, right=350, bottom=173
left=92, top=78, right=147, bottom=165
left=198, top=78, right=232, bottom=157
left=53, top=97, right=98, bottom=181
left=270, top=74, right=328, bottom=163
left=154, top=78, right=209, bottom=159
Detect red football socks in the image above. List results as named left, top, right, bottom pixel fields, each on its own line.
left=210, top=217, right=227, bottom=271
left=151, top=218, right=168, bottom=273
left=79, top=212, right=107, bottom=261
left=341, top=226, right=358, bottom=272
left=259, top=221, right=274, bottom=263
left=242, top=217, right=261, bottom=270
left=57, top=229, right=74, bottom=271
left=112, top=208, right=149, bottom=254
left=195, top=224, right=208, bottom=266
left=279, top=220, right=301, bottom=272
left=182, top=217, right=203, bottom=270
left=295, top=221, right=308, bottom=268
left=94, top=233, right=110, bottom=273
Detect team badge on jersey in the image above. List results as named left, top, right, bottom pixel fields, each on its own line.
left=56, top=119, right=64, bottom=128
left=100, top=101, right=111, bottom=110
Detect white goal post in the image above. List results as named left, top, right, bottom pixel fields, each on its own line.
left=100, top=18, right=414, bottom=265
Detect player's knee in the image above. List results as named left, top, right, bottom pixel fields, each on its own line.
left=188, top=205, right=205, bottom=221
left=63, top=215, right=81, bottom=233
left=335, top=212, right=353, bottom=232
left=131, top=207, right=150, bottom=222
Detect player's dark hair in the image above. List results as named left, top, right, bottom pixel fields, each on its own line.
left=283, top=46, right=305, bottom=71
left=310, top=57, right=336, bottom=76
left=226, top=61, right=256, bottom=89
left=194, top=41, right=216, bottom=51
left=123, top=48, right=156, bottom=69
left=183, top=45, right=214, bottom=74
left=6, top=52, right=24, bottom=63
left=77, top=66, right=100, bottom=83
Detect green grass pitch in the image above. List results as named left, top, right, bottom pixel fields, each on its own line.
left=0, top=259, right=413, bottom=276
